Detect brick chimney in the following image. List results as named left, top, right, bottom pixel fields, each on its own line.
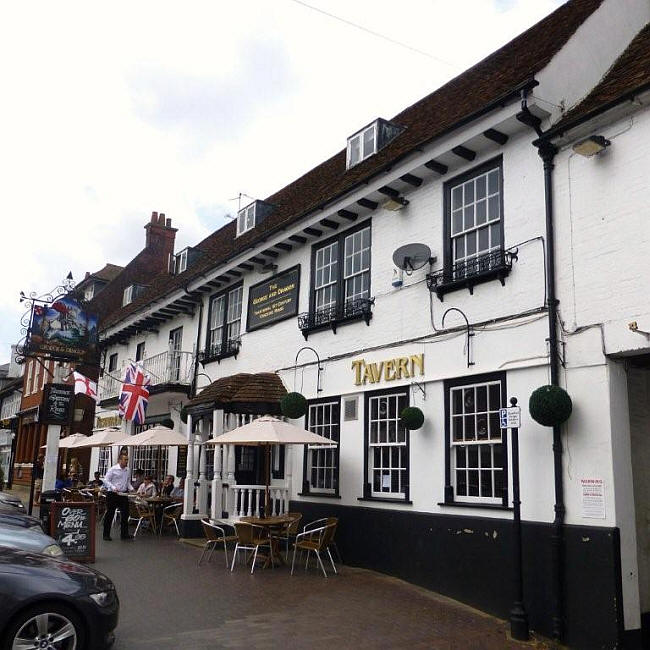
left=144, top=211, right=178, bottom=272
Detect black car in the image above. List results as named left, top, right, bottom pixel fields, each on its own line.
left=0, top=547, right=119, bottom=649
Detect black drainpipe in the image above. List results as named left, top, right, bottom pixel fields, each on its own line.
left=188, top=291, right=204, bottom=400
left=517, top=95, right=565, bottom=642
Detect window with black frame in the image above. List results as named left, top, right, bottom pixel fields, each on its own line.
left=428, top=158, right=512, bottom=299
left=444, top=372, right=507, bottom=506
left=303, top=398, right=340, bottom=495
left=204, top=284, right=243, bottom=362
left=299, top=223, right=373, bottom=335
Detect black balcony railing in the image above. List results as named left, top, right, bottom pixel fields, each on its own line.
left=199, top=338, right=241, bottom=365
left=298, top=297, right=374, bottom=339
left=426, top=248, right=514, bottom=301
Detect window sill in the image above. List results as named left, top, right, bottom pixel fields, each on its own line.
left=438, top=501, right=512, bottom=511
left=426, top=249, right=514, bottom=302
left=297, top=492, right=341, bottom=499
left=298, top=299, right=374, bottom=340
left=357, top=496, right=412, bottom=505
left=199, top=346, right=239, bottom=366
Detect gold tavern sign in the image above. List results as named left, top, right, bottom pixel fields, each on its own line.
left=352, top=354, right=424, bottom=386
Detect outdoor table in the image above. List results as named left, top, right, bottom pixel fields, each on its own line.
left=240, top=515, right=294, bottom=568
left=142, top=496, right=173, bottom=533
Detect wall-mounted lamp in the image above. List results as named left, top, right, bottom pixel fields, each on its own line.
left=572, top=135, right=611, bottom=157
left=382, top=196, right=409, bottom=211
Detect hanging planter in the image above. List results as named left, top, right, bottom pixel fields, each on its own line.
left=281, top=392, right=308, bottom=419
left=529, top=385, right=572, bottom=427
left=400, top=406, right=425, bottom=430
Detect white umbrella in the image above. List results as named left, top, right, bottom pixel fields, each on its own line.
left=41, top=433, right=87, bottom=449
left=204, top=416, right=337, bottom=515
left=73, top=427, right=124, bottom=448
left=114, top=425, right=188, bottom=447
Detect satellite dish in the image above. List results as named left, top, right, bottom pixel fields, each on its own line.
left=392, top=243, right=432, bottom=274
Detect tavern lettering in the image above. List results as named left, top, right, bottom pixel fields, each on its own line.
left=352, top=354, right=424, bottom=385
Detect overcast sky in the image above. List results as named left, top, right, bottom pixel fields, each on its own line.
left=0, top=0, right=563, bottom=363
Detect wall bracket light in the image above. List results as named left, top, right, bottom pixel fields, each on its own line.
left=572, top=135, right=611, bottom=157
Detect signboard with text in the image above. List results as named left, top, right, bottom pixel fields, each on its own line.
left=51, top=501, right=96, bottom=563
left=246, top=265, right=300, bottom=331
left=40, top=384, right=74, bottom=426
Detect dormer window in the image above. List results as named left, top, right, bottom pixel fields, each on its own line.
left=176, top=249, right=188, bottom=274
left=346, top=118, right=403, bottom=169
left=123, top=284, right=145, bottom=306
left=236, top=200, right=274, bottom=237
left=84, top=285, right=95, bottom=301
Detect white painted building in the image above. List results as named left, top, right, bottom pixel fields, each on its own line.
left=93, top=2, right=650, bottom=646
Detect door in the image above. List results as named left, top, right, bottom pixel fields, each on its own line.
left=169, top=327, right=183, bottom=382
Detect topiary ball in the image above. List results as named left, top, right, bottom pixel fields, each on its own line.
left=529, top=385, right=572, bottom=427
left=400, top=406, right=425, bottom=430
left=281, top=392, right=308, bottom=419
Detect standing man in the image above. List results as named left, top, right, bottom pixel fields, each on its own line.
left=102, top=452, right=134, bottom=541
left=32, top=454, right=44, bottom=506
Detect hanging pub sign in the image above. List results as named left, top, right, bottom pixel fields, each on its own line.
left=246, top=265, right=300, bottom=332
left=24, top=296, right=99, bottom=363
left=41, top=383, right=74, bottom=426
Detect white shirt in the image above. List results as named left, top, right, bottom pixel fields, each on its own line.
left=136, top=481, right=157, bottom=498
left=103, top=463, right=134, bottom=493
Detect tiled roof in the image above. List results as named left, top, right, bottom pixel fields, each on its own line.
left=552, top=22, right=650, bottom=130
left=187, top=373, right=287, bottom=413
left=93, top=263, right=124, bottom=283
left=100, top=0, right=603, bottom=333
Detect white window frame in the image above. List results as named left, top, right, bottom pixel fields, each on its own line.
left=305, top=400, right=340, bottom=495
left=236, top=203, right=256, bottom=236
left=25, top=360, right=33, bottom=396
left=367, top=390, right=409, bottom=499
left=344, top=227, right=371, bottom=302
left=207, top=285, right=242, bottom=358
left=123, top=285, right=133, bottom=306
left=84, top=284, right=95, bottom=301
left=449, top=378, right=504, bottom=505
left=98, top=446, right=110, bottom=477
left=130, top=444, right=168, bottom=484
left=314, top=241, right=338, bottom=312
left=176, top=249, right=188, bottom=274
left=346, top=122, right=377, bottom=168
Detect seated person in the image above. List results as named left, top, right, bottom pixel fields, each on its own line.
left=170, top=477, right=184, bottom=500
left=161, top=474, right=175, bottom=497
left=55, top=473, right=72, bottom=490
left=131, top=468, right=144, bottom=491
left=88, top=471, right=103, bottom=488
left=136, top=474, right=158, bottom=498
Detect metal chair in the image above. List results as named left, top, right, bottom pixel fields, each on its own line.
left=160, top=503, right=183, bottom=537
left=199, top=519, right=238, bottom=567
left=231, top=522, right=273, bottom=574
left=272, top=512, right=302, bottom=555
left=303, top=517, right=342, bottom=563
left=291, top=519, right=338, bottom=578
left=128, top=499, right=157, bottom=537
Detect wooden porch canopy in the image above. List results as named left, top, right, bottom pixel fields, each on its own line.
left=185, top=373, right=288, bottom=417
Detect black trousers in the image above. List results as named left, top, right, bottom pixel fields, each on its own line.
left=104, top=492, right=129, bottom=538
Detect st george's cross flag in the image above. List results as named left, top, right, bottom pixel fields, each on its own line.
left=119, top=362, right=151, bottom=424
left=73, top=371, right=99, bottom=403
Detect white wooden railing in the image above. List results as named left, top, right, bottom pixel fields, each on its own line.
left=230, top=484, right=289, bottom=518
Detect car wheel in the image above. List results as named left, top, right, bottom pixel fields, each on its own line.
left=2, top=602, right=86, bottom=650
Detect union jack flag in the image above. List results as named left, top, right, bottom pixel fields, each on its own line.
left=119, top=362, right=151, bottom=424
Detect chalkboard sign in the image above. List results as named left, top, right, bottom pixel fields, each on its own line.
left=246, top=265, right=300, bottom=332
left=50, top=501, right=96, bottom=563
left=176, top=447, right=187, bottom=478
left=41, top=384, right=74, bottom=425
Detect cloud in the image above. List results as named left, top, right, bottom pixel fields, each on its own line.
left=127, top=38, right=297, bottom=153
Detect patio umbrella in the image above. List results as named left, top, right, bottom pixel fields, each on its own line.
left=41, top=433, right=87, bottom=449
left=204, top=416, right=337, bottom=516
left=114, top=425, right=188, bottom=447
left=73, top=426, right=124, bottom=448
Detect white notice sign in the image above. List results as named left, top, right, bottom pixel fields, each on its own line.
left=499, top=407, right=521, bottom=429
left=581, top=478, right=605, bottom=519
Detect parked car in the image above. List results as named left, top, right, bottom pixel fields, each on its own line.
left=0, top=547, right=119, bottom=649
left=0, top=494, right=25, bottom=511
left=0, top=523, right=63, bottom=557
left=0, top=512, right=41, bottom=530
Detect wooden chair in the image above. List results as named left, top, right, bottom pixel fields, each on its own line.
left=199, top=519, right=238, bottom=567
left=231, top=522, right=273, bottom=574
left=159, top=503, right=183, bottom=537
left=128, top=499, right=157, bottom=537
left=291, top=519, right=338, bottom=578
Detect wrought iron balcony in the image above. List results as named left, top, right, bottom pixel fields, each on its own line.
left=198, top=338, right=241, bottom=365
left=426, top=248, right=514, bottom=301
left=297, top=297, right=374, bottom=339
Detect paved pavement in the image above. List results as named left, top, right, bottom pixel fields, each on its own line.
left=6, top=486, right=552, bottom=649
